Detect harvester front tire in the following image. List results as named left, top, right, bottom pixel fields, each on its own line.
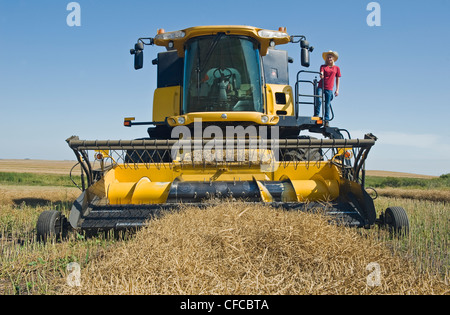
left=282, top=136, right=323, bottom=162
left=36, top=210, right=67, bottom=242
left=384, top=206, right=409, bottom=235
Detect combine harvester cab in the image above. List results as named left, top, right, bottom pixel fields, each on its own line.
left=36, top=26, right=409, bottom=240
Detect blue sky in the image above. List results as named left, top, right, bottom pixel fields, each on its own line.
left=0, top=0, right=449, bottom=176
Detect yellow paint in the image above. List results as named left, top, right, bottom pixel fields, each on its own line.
left=289, top=179, right=339, bottom=202
left=153, top=86, right=181, bottom=121
left=255, top=179, right=273, bottom=202
left=265, top=84, right=294, bottom=116
left=99, top=159, right=351, bottom=205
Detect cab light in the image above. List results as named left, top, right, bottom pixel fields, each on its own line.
left=258, top=29, right=288, bottom=38
left=155, top=30, right=185, bottom=40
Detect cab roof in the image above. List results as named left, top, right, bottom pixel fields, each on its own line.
left=153, top=25, right=291, bottom=57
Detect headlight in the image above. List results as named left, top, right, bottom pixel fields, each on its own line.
left=261, top=115, right=269, bottom=124
left=177, top=116, right=186, bottom=125
left=155, top=30, right=186, bottom=40
left=258, top=30, right=288, bottom=38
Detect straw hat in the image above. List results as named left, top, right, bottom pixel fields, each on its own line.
left=322, top=50, right=339, bottom=62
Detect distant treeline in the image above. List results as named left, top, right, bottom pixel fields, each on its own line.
left=365, top=173, right=450, bottom=189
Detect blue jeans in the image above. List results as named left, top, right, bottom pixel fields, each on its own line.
left=314, top=88, right=333, bottom=121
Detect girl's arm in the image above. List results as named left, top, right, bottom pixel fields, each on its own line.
left=335, top=77, right=340, bottom=96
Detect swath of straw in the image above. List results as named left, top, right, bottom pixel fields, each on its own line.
left=60, top=202, right=448, bottom=295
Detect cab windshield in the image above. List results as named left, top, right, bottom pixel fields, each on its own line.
left=183, top=35, right=263, bottom=113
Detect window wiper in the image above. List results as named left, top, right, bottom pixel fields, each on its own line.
left=199, top=32, right=225, bottom=73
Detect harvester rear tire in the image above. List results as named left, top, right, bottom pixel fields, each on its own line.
left=36, top=210, right=67, bottom=242
left=384, top=206, right=409, bottom=235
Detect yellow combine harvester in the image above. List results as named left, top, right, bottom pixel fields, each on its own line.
left=36, top=26, right=409, bottom=240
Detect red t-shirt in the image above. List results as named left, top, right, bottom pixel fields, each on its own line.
left=318, top=65, right=341, bottom=90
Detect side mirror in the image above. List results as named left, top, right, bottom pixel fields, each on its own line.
left=300, top=39, right=309, bottom=49
left=301, top=48, right=310, bottom=67
left=300, top=40, right=313, bottom=68
left=130, top=42, right=144, bottom=70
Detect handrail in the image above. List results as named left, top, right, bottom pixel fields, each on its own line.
left=294, top=70, right=324, bottom=119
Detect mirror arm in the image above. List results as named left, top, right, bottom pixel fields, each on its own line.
left=137, top=37, right=155, bottom=46
left=290, top=35, right=306, bottom=43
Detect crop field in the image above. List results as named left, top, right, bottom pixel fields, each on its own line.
left=0, top=160, right=448, bottom=295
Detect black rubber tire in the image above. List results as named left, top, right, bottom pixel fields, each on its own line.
left=36, top=210, right=65, bottom=242
left=281, top=136, right=324, bottom=162
left=384, top=206, right=409, bottom=235
left=362, top=190, right=377, bottom=226
left=283, top=148, right=323, bottom=162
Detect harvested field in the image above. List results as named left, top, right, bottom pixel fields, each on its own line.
left=0, top=160, right=448, bottom=295
left=366, top=170, right=437, bottom=179
left=0, top=185, right=79, bottom=206
left=1, top=187, right=448, bottom=295
left=0, top=160, right=79, bottom=175
left=375, top=188, right=450, bottom=202
left=60, top=202, right=449, bottom=295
